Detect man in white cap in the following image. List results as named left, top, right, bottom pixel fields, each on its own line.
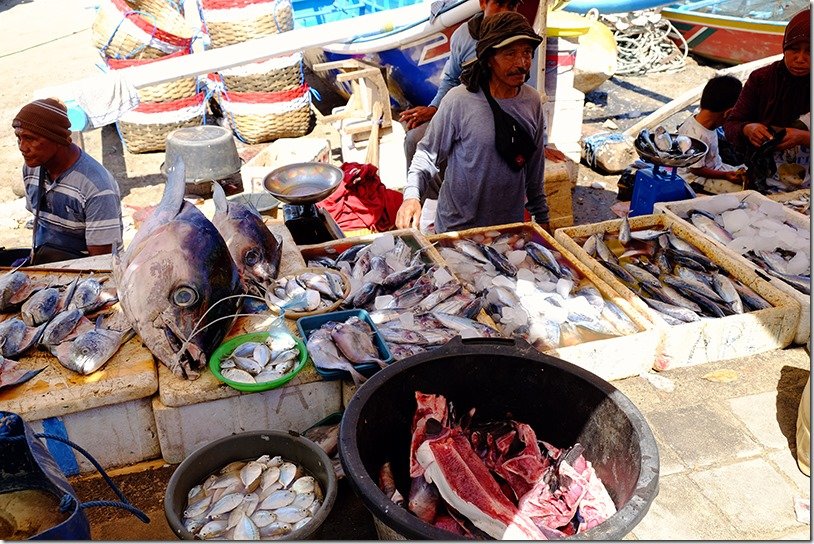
left=12, top=98, right=123, bottom=264
left=396, top=11, right=548, bottom=233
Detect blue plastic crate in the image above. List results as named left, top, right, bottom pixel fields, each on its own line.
left=297, top=309, right=393, bottom=381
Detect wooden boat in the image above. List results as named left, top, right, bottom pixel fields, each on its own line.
left=313, top=0, right=609, bottom=106
left=662, top=0, right=808, bottom=65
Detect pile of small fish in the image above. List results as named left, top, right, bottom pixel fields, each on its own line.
left=579, top=216, right=774, bottom=324
left=305, top=234, right=499, bottom=361
left=672, top=196, right=810, bottom=295
left=264, top=271, right=346, bottom=314
left=304, top=315, right=387, bottom=385
left=0, top=270, right=127, bottom=375
left=182, top=454, right=324, bottom=540
left=437, top=229, right=640, bottom=352
left=218, top=333, right=301, bottom=385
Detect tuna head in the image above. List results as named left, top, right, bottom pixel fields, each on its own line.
left=114, top=159, right=243, bottom=380
left=212, top=183, right=283, bottom=296
left=116, top=203, right=242, bottom=379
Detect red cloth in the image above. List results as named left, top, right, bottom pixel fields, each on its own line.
left=317, top=162, right=403, bottom=233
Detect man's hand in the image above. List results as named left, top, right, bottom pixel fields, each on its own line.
left=544, top=146, right=567, bottom=163
left=396, top=198, right=422, bottom=229
left=399, top=106, right=437, bottom=130
left=724, top=168, right=748, bottom=185
left=743, top=123, right=774, bottom=148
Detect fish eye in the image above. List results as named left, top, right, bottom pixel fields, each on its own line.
left=245, top=249, right=261, bottom=266
left=172, top=286, right=199, bottom=308
left=81, top=347, right=90, bottom=356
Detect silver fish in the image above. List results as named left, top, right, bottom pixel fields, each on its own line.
left=20, top=287, right=61, bottom=327
left=113, top=158, right=243, bottom=380
left=69, top=277, right=118, bottom=314
left=479, top=243, right=517, bottom=277
left=630, top=229, right=668, bottom=241
left=456, top=240, right=489, bottom=264
left=653, top=125, right=673, bottom=151
left=430, top=312, right=501, bottom=338
left=331, top=318, right=386, bottom=367
left=381, top=264, right=425, bottom=290
left=642, top=297, right=700, bottom=323
left=733, top=282, right=772, bottom=310
left=415, top=282, right=461, bottom=313
left=305, top=329, right=367, bottom=386
left=50, top=323, right=136, bottom=375
left=594, top=235, right=617, bottom=264
left=0, top=271, right=44, bottom=313
left=524, top=241, right=563, bottom=276
left=619, top=214, right=632, bottom=246
left=712, top=273, right=743, bottom=313
left=212, top=182, right=282, bottom=296
left=378, top=326, right=429, bottom=345
left=40, top=309, right=89, bottom=347
left=689, top=211, right=734, bottom=244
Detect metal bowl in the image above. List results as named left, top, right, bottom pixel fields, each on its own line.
left=162, top=126, right=241, bottom=182
left=263, top=162, right=343, bottom=205
left=634, top=133, right=708, bottom=168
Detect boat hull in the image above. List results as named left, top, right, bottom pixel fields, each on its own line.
left=664, top=8, right=786, bottom=64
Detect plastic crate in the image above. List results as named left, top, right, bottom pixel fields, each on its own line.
left=297, top=309, right=393, bottom=381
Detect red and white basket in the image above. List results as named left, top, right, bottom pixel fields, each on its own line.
left=92, top=0, right=193, bottom=59
left=117, top=93, right=207, bottom=153
left=107, top=50, right=198, bottom=103
left=218, top=85, right=312, bottom=144
left=201, top=0, right=294, bottom=48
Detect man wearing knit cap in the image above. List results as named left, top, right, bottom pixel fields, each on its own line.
left=396, top=11, right=549, bottom=233
left=724, top=7, right=810, bottom=174
left=12, top=98, right=123, bottom=264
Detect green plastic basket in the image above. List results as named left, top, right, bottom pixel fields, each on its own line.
left=209, top=331, right=307, bottom=392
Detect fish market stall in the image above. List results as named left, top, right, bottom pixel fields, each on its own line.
left=654, top=190, right=810, bottom=345
left=152, top=223, right=342, bottom=464
left=555, top=214, right=799, bottom=370
left=298, top=228, right=503, bottom=403
left=0, top=268, right=159, bottom=474
left=427, top=223, right=659, bottom=381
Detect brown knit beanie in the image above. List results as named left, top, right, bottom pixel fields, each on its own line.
left=12, top=98, right=72, bottom=146
left=784, top=8, right=810, bottom=51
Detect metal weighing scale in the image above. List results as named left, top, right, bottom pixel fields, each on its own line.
left=264, top=162, right=346, bottom=246
left=629, top=132, right=708, bottom=216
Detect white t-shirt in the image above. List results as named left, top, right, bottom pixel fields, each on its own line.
left=677, top=114, right=734, bottom=173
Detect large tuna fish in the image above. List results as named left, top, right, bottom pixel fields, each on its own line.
left=113, top=159, right=243, bottom=379
left=211, top=182, right=282, bottom=296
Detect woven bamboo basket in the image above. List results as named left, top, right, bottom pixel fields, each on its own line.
left=92, top=0, right=193, bottom=60
left=220, top=52, right=303, bottom=93
left=219, top=86, right=312, bottom=144
left=107, top=51, right=197, bottom=103
left=118, top=93, right=206, bottom=153
left=202, top=0, right=294, bottom=49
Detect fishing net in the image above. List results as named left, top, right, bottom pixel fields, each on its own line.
left=602, top=9, right=688, bottom=76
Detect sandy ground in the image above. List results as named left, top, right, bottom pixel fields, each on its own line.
left=0, top=0, right=717, bottom=251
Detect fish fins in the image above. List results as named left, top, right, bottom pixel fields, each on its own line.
left=212, top=181, right=229, bottom=214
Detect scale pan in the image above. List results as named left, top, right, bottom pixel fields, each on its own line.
left=634, top=133, right=708, bottom=168
left=263, top=162, right=343, bottom=205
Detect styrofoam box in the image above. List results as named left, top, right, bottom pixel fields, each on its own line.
left=543, top=87, right=585, bottom=149
left=153, top=380, right=341, bottom=464
left=654, top=190, right=810, bottom=345
left=427, top=222, right=659, bottom=381
left=29, top=398, right=159, bottom=474
left=555, top=214, right=800, bottom=370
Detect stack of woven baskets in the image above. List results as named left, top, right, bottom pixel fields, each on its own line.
left=92, top=0, right=204, bottom=153
left=202, top=0, right=313, bottom=144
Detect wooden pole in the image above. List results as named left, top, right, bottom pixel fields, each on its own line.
left=622, top=54, right=782, bottom=137
left=534, top=0, right=551, bottom=100
left=35, top=2, right=435, bottom=100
